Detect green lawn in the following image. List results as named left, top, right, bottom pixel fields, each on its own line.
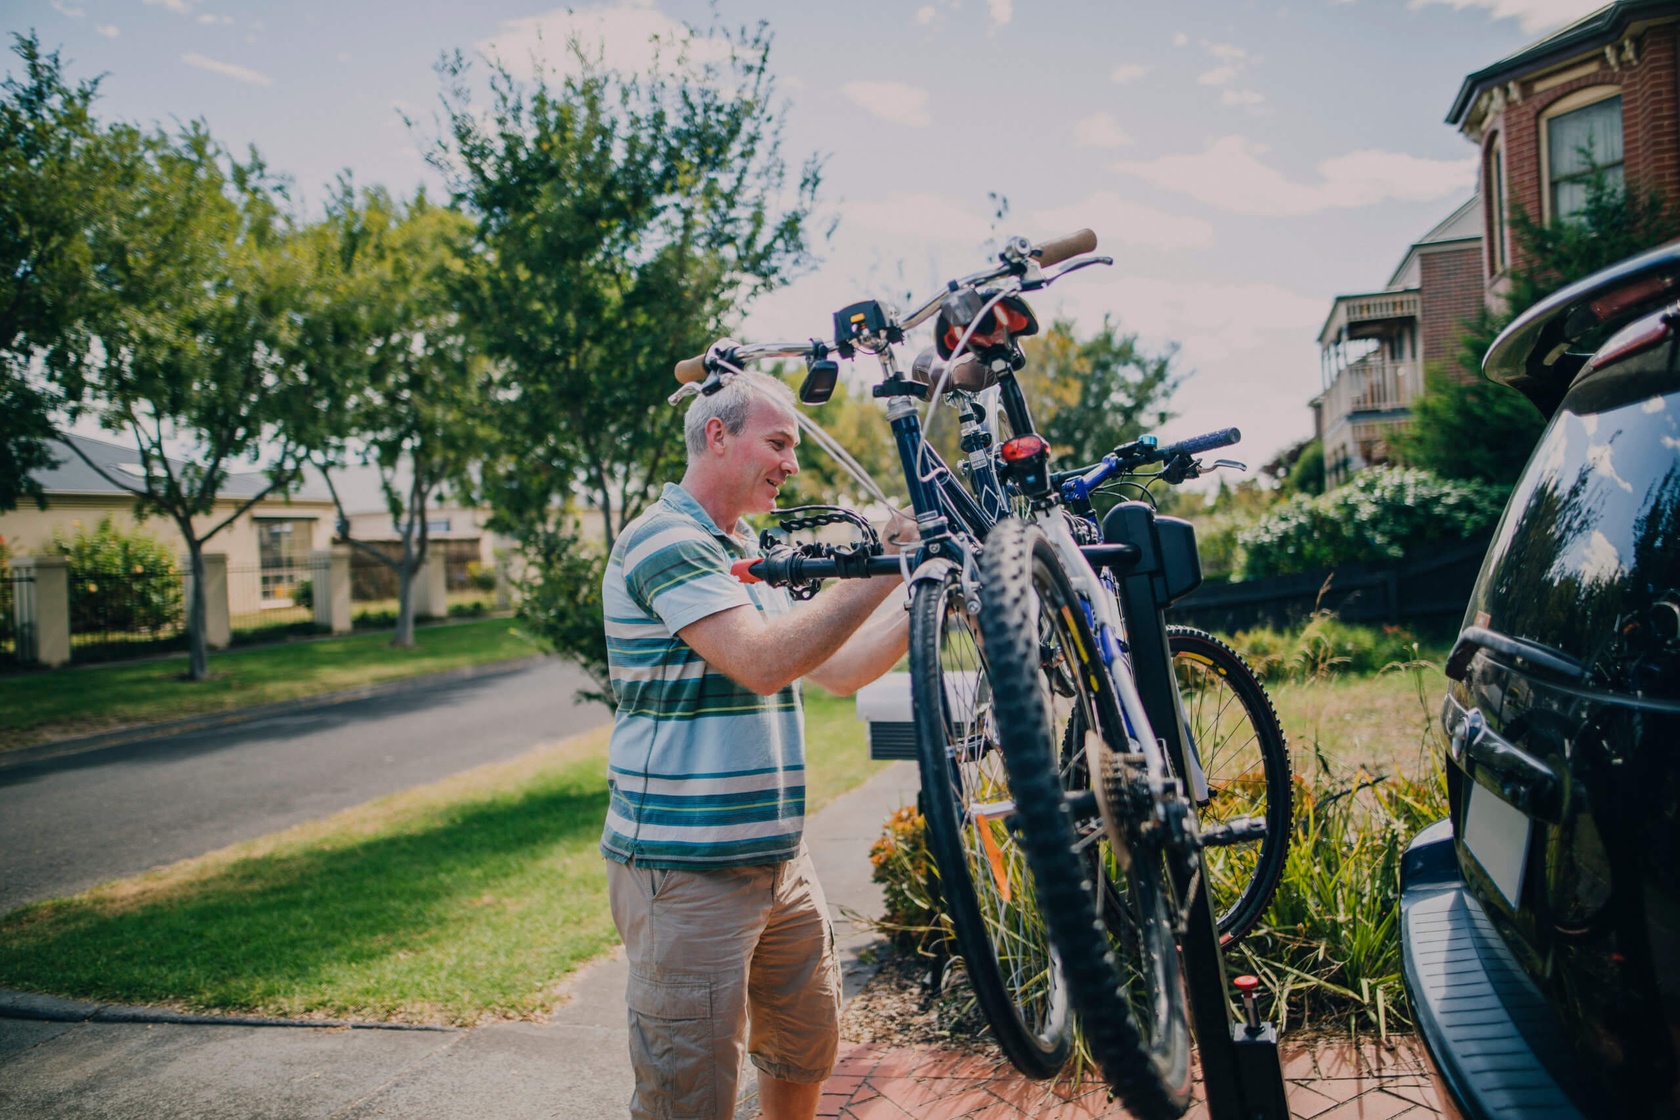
left=0, top=618, right=546, bottom=752
left=0, top=684, right=884, bottom=1024
left=1267, top=660, right=1447, bottom=781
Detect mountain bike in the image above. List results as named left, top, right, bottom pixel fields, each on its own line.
left=914, top=358, right=1293, bottom=946
left=675, top=231, right=1290, bottom=1117
left=670, top=229, right=1101, bottom=1080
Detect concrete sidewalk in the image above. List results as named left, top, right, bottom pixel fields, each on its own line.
left=0, top=762, right=922, bottom=1120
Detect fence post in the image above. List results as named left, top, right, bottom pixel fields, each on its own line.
left=182, top=552, right=232, bottom=649
left=413, top=553, right=449, bottom=620
left=494, top=551, right=513, bottom=611
left=11, top=556, right=68, bottom=667
left=312, top=548, right=352, bottom=634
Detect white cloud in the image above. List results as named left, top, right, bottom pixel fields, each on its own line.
left=843, top=192, right=993, bottom=244
left=1407, top=0, right=1604, bottom=34
left=337, top=51, right=351, bottom=63
left=1198, top=66, right=1238, bottom=86
left=196, top=13, right=232, bottom=24
left=1030, top=191, right=1214, bottom=251
left=1074, top=112, right=1133, bottom=149
left=50, top=0, right=84, bottom=18
left=1206, top=42, right=1248, bottom=59
left=180, top=52, right=274, bottom=86
left=145, top=0, right=191, bottom=12
left=915, top=5, right=936, bottom=25
left=479, top=2, right=732, bottom=82
left=1114, top=136, right=1475, bottom=216
left=1110, top=63, right=1148, bottom=84
left=988, top=0, right=1013, bottom=26
left=1222, top=89, right=1266, bottom=106
left=1171, top=32, right=1189, bottom=46
left=841, top=81, right=932, bottom=128
left=95, top=23, right=118, bottom=36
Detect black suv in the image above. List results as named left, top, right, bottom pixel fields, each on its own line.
left=1400, top=243, right=1680, bottom=1120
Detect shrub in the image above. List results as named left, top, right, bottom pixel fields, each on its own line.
left=1237, top=466, right=1506, bottom=579
left=1231, top=614, right=1428, bottom=682
left=293, top=578, right=313, bottom=611
left=51, top=517, right=183, bottom=636
left=1222, top=763, right=1448, bottom=1037
left=867, top=806, right=947, bottom=955
left=464, top=561, right=497, bottom=592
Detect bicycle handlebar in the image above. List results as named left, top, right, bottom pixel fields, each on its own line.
left=1033, top=228, right=1097, bottom=268
left=730, top=551, right=903, bottom=588
left=1161, top=427, right=1240, bottom=459
left=672, top=228, right=1103, bottom=383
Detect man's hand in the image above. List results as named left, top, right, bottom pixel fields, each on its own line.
left=880, top=508, right=919, bottom=555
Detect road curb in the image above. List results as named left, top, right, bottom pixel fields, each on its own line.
left=0, top=988, right=459, bottom=1031
left=0, top=654, right=553, bottom=771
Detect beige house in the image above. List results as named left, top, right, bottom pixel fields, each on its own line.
left=0, top=432, right=338, bottom=613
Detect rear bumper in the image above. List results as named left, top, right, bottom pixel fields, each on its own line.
left=1399, top=819, right=1601, bottom=1120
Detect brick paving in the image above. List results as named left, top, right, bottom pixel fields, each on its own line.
left=814, top=1037, right=1447, bottom=1120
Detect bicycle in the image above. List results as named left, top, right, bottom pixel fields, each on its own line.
left=669, top=228, right=1101, bottom=1080
left=674, top=231, right=1289, bottom=1116
left=904, top=329, right=1291, bottom=947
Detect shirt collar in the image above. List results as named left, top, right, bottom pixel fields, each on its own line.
left=661, top=482, right=755, bottom=554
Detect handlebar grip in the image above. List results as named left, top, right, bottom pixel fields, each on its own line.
left=1166, top=427, right=1241, bottom=457
left=730, top=558, right=762, bottom=584
left=674, top=353, right=709, bottom=384
left=1033, top=229, right=1098, bottom=268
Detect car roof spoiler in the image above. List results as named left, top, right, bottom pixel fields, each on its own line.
left=1484, top=241, right=1680, bottom=418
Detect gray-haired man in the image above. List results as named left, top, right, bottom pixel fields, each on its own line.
left=600, top=370, right=909, bottom=1119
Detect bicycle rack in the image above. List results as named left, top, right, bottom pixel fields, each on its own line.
left=1102, top=501, right=1291, bottom=1120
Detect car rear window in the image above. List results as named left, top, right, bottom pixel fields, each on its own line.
left=1467, top=359, right=1680, bottom=696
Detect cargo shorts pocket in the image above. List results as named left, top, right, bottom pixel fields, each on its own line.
left=626, top=971, right=715, bottom=1119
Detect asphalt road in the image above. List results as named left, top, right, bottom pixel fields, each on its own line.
left=0, top=658, right=613, bottom=916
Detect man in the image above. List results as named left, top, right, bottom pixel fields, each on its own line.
left=600, top=369, right=909, bottom=1119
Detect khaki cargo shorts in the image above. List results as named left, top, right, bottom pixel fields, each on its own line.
left=606, top=845, right=841, bottom=1120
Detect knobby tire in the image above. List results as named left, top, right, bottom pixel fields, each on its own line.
left=976, top=519, right=1192, bottom=1120
left=909, top=571, right=1072, bottom=1079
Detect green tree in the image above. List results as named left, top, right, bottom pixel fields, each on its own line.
left=0, top=35, right=110, bottom=512
left=1018, top=316, right=1181, bottom=469
left=426, top=28, right=821, bottom=701
left=306, top=182, right=487, bottom=647
left=58, top=123, right=323, bottom=680
left=1396, top=168, right=1678, bottom=485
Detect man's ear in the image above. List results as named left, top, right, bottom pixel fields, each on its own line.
left=705, top=416, right=730, bottom=455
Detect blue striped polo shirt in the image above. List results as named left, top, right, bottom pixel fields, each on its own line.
left=599, top=482, right=804, bottom=869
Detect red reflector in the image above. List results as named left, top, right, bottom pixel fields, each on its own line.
left=1000, top=434, right=1049, bottom=462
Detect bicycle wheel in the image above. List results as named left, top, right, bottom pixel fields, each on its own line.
left=1168, top=626, right=1291, bottom=944
left=977, top=519, right=1193, bottom=1120
left=909, top=570, right=1072, bottom=1079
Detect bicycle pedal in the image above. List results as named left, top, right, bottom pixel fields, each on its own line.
left=1200, top=816, right=1267, bottom=847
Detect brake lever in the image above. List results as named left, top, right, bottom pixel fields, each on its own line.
left=1024, top=255, right=1114, bottom=291
left=1209, top=458, right=1247, bottom=472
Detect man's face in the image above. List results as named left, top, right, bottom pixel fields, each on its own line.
left=723, top=395, right=800, bottom=515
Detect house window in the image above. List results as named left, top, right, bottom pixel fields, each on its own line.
left=256, top=518, right=312, bottom=602
left=1545, top=91, right=1624, bottom=223
left=1489, top=137, right=1509, bottom=273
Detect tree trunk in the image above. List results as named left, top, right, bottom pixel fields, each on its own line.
left=183, top=534, right=210, bottom=681
left=391, top=472, right=427, bottom=649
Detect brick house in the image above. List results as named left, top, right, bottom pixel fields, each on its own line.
left=1448, top=0, right=1679, bottom=287
left=1313, top=0, right=1678, bottom=484
left=1313, top=197, right=1485, bottom=485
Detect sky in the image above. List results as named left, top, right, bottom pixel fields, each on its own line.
left=10, top=0, right=1610, bottom=479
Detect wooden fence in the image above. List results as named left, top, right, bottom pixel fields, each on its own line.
left=1168, top=535, right=1493, bottom=636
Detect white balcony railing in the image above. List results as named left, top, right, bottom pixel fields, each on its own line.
left=1322, top=360, right=1421, bottom=424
